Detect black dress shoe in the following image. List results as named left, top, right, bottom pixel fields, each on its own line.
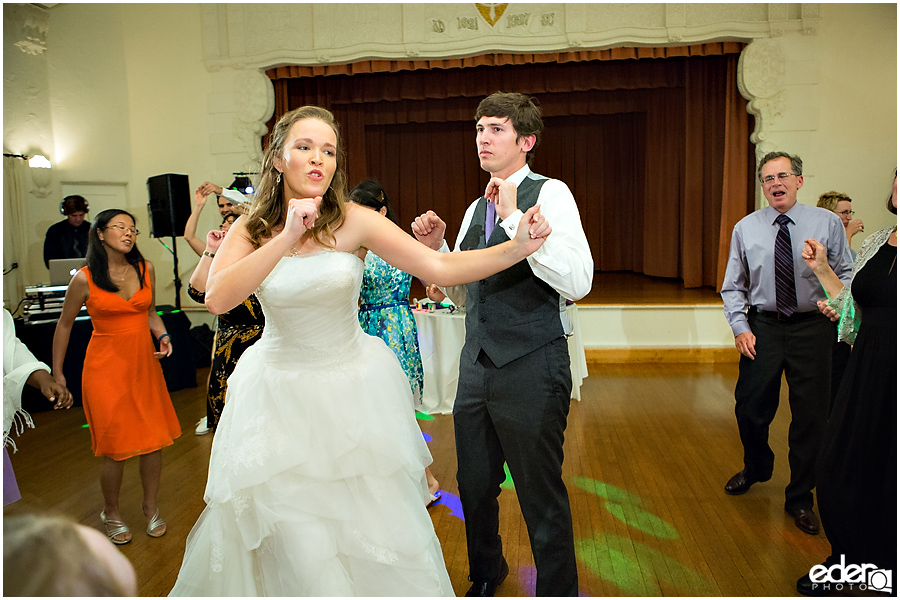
left=724, top=470, right=761, bottom=495
left=786, top=507, right=820, bottom=535
left=465, top=557, right=509, bottom=597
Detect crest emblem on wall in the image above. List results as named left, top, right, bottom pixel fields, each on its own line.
left=476, top=3, right=508, bottom=27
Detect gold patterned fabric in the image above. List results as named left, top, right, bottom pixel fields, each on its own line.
left=188, top=285, right=265, bottom=427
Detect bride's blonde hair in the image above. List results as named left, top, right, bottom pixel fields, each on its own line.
left=244, top=106, right=348, bottom=249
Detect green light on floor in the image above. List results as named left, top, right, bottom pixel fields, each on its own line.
left=604, top=502, right=678, bottom=540
left=81, top=424, right=89, bottom=429
left=575, top=534, right=646, bottom=595
left=572, top=477, right=677, bottom=540
left=572, top=477, right=643, bottom=505
left=500, top=462, right=515, bottom=490
left=157, top=309, right=181, bottom=315
left=576, top=533, right=712, bottom=596
left=415, top=412, right=434, bottom=421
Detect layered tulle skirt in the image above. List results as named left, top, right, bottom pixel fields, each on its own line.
left=169, top=331, right=453, bottom=596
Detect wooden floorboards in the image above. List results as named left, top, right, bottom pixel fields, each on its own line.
left=4, top=362, right=830, bottom=597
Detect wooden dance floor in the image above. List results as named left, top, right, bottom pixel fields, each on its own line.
left=4, top=360, right=830, bottom=596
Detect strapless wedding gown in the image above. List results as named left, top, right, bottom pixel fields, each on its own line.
left=170, top=251, right=453, bottom=596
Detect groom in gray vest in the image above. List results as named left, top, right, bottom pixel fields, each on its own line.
left=413, top=92, right=593, bottom=596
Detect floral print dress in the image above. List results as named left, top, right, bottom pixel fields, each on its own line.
left=188, top=285, right=264, bottom=427
left=358, top=252, right=424, bottom=405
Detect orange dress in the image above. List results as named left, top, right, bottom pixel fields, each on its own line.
left=81, top=266, right=181, bottom=460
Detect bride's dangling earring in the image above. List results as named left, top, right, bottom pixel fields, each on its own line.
left=276, top=171, right=282, bottom=186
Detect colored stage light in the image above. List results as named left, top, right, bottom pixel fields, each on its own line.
left=575, top=533, right=711, bottom=595
left=572, top=477, right=643, bottom=505
left=500, top=462, right=515, bottom=490
left=603, top=502, right=677, bottom=540
left=431, top=490, right=464, bottom=520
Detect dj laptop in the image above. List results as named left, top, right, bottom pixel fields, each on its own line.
left=48, top=258, right=86, bottom=285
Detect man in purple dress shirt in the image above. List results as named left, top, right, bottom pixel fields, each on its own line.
left=720, top=152, right=853, bottom=535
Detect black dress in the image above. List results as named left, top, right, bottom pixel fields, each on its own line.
left=188, top=285, right=265, bottom=428
left=817, top=242, right=897, bottom=572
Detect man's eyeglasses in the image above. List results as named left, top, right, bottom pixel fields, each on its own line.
left=106, top=223, right=140, bottom=235
left=836, top=210, right=855, bottom=217
left=760, top=172, right=797, bottom=185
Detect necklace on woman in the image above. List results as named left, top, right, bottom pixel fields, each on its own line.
left=111, top=265, right=129, bottom=282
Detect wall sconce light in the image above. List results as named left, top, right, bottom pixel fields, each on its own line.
left=29, top=153, right=52, bottom=197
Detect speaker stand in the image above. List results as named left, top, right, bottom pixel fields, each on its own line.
left=154, top=237, right=182, bottom=311
left=171, top=233, right=181, bottom=310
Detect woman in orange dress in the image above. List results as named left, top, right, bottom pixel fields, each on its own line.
left=52, top=209, right=181, bottom=545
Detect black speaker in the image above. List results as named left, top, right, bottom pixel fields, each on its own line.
left=147, top=173, right=191, bottom=238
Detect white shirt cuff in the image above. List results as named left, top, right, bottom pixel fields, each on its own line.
left=499, top=209, right=524, bottom=239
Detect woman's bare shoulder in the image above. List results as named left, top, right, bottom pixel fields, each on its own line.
left=66, top=269, right=91, bottom=301
left=230, top=215, right=269, bottom=248
left=333, top=203, right=370, bottom=248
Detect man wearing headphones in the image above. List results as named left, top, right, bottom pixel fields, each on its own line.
left=43, top=195, right=90, bottom=268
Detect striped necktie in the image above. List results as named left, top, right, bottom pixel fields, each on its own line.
left=774, top=213, right=798, bottom=317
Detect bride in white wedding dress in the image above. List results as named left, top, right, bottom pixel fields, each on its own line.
left=169, top=106, right=550, bottom=597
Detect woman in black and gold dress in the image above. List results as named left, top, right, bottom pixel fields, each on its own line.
left=188, top=215, right=264, bottom=434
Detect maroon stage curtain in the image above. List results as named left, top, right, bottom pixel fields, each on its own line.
left=266, top=46, right=754, bottom=289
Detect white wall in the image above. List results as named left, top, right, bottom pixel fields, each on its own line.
left=578, top=305, right=734, bottom=349
left=3, top=4, right=54, bottom=160
left=765, top=3, right=896, bottom=247
left=4, top=3, right=225, bottom=313
left=118, top=4, right=218, bottom=308
left=4, top=3, right=896, bottom=345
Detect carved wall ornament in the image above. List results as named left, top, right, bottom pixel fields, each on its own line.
left=737, top=39, right=788, bottom=160
left=505, top=11, right=531, bottom=30
left=14, top=39, right=44, bottom=55
left=14, top=17, right=48, bottom=55
left=737, top=38, right=784, bottom=100
left=476, top=3, right=508, bottom=27
left=801, top=3, right=820, bottom=35
left=457, top=15, right=480, bottom=31
left=201, top=4, right=820, bottom=69
left=233, top=69, right=275, bottom=167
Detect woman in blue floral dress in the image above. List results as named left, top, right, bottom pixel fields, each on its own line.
left=351, top=179, right=439, bottom=504
left=359, top=253, right=425, bottom=403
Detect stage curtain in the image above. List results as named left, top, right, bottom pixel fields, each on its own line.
left=266, top=46, right=753, bottom=289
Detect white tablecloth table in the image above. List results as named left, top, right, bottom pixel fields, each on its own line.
left=413, top=304, right=588, bottom=415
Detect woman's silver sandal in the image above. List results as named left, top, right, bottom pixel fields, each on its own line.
left=145, top=507, right=167, bottom=538
left=100, top=511, right=132, bottom=545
